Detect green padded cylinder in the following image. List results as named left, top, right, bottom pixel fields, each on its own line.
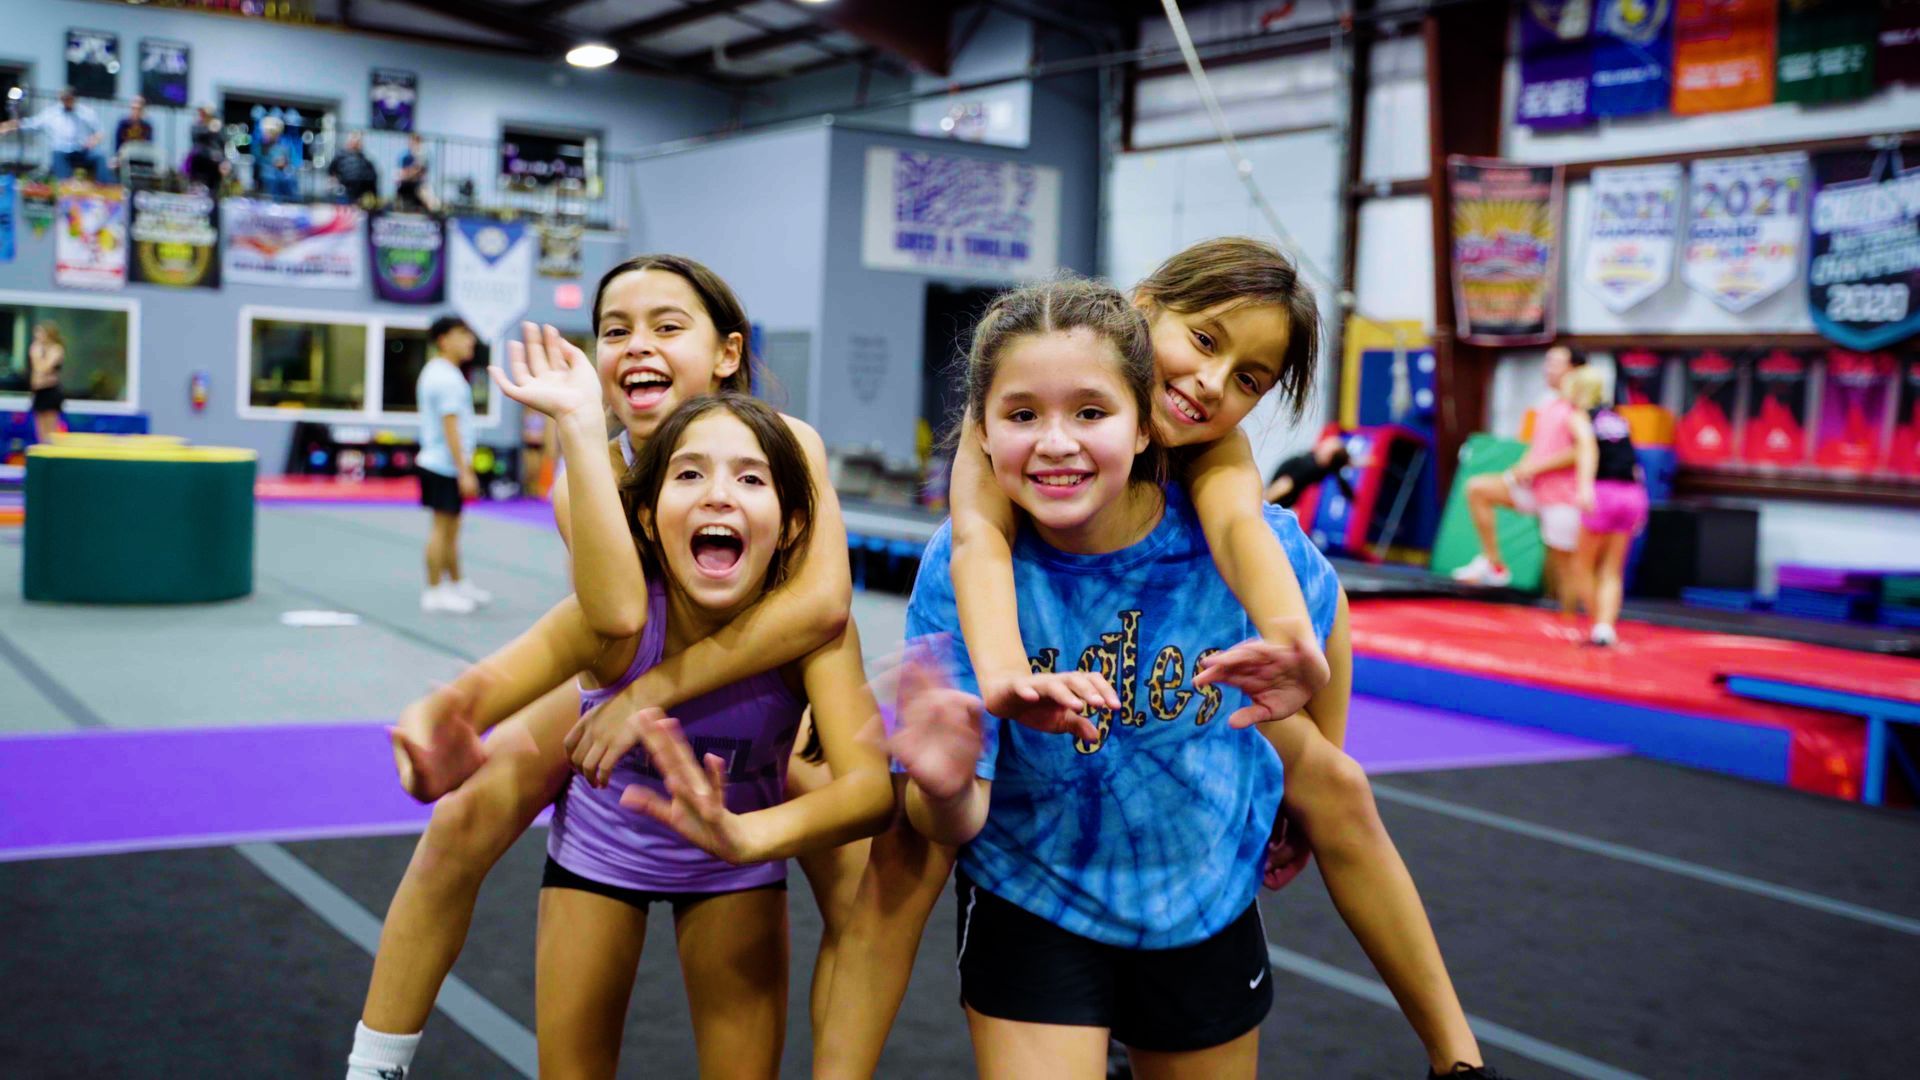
left=1428, top=434, right=1547, bottom=594
left=23, top=448, right=256, bottom=603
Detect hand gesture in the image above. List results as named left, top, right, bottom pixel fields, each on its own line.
left=389, top=679, right=490, bottom=802
left=1194, top=632, right=1329, bottom=729
left=457, top=468, right=480, bottom=499
left=619, top=712, right=757, bottom=864
left=489, top=321, right=601, bottom=422
left=888, top=654, right=986, bottom=801
left=979, top=670, right=1109, bottom=743
left=565, top=701, right=647, bottom=788
left=1262, top=807, right=1312, bottom=891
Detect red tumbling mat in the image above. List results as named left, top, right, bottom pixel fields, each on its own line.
left=1349, top=599, right=1920, bottom=799
left=254, top=475, right=420, bottom=503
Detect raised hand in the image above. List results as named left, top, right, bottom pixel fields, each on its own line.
left=488, top=321, right=601, bottom=421
left=389, top=679, right=490, bottom=802
left=1194, top=632, right=1329, bottom=729
left=618, top=711, right=757, bottom=863
left=979, top=670, right=1111, bottom=743
left=888, top=653, right=986, bottom=801
left=564, top=700, right=647, bottom=788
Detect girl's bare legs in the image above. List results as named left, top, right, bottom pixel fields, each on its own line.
left=34, top=410, right=59, bottom=444
left=788, top=720, right=872, bottom=1033
left=1259, top=715, right=1482, bottom=1072
left=1128, top=1027, right=1260, bottom=1080
left=361, top=684, right=577, bottom=1034
left=1572, top=531, right=1604, bottom=631
left=534, top=886, right=649, bottom=1080
left=966, top=1009, right=1110, bottom=1080
left=1593, top=532, right=1631, bottom=640
left=676, top=887, right=790, bottom=1079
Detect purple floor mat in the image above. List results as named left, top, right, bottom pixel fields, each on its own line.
left=0, top=698, right=1620, bottom=861
left=469, top=498, right=558, bottom=528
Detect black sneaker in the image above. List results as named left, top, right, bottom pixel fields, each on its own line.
left=1428, top=1064, right=1508, bottom=1079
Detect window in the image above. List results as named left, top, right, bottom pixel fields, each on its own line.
left=222, top=90, right=337, bottom=163
left=500, top=124, right=600, bottom=191
left=381, top=324, right=492, bottom=415
left=237, top=306, right=499, bottom=425
left=0, top=291, right=139, bottom=412
left=0, top=64, right=27, bottom=108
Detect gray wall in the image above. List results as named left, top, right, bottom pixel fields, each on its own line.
left=815, top=57, right=1103, bottom=461
left=0, top=1, right=732, bottom=466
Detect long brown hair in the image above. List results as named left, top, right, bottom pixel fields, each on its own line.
left=1134, top=237, right=1320, bottom=418
left=621, top=393, right=814, bottom=591
left=963, top=276, right=1165, bottom=487
left=592, top=254, right=753, bottom=394
left=32, top=322, right=65, bottom=349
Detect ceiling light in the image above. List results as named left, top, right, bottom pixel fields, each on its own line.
left=566, top=43, right=618, bottom=68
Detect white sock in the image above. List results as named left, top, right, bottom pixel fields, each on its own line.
left=347, top=1021, right=421, bottom=1079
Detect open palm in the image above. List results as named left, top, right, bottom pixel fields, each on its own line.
left=889, top=655, right=986, bottom=801
left=489, top=321, right=601, bottom=420
left=389, top=681, right=489, bottom=802
left=619, top=712, right=753, bottom=863
left=1194, top=636, right=1328, bottom=728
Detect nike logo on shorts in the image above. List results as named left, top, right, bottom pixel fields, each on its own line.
left=1249, top=966, right=1267, bottom=990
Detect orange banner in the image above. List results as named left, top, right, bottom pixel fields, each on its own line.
left=1672, top=0, right=1778, bottom=115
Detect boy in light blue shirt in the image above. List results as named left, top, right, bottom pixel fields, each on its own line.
left=415, top=315, right=488, bottom=614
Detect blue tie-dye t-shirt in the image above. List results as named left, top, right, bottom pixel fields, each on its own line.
left=904, top=484, right=1341, bottom=949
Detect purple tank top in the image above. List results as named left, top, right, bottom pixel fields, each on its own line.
left=547, top=581, right=804, bottom=892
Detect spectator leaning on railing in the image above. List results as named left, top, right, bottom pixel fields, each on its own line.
left=184, top=104, right=231, bottom=192
left=0, top=86, right=107, bottom=180
left=329, top=130, right=380, bottom=205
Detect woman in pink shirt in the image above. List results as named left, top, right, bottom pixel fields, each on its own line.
left=1453, top=345, right=1585, bottom=597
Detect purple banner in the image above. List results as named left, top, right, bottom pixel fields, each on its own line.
left=1807, top=148, right=1920, bottom=352
left=1591, top=0, right=1673, bottom=118
left=369, top=210, right=445, bottom=304
left=1517, top=7, right=1594, bottom=130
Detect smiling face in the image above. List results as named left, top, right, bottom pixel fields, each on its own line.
left=1143, top=297, right=1293, bottom=447
left=596, top=269, right=743, bottom=442
left=978, top=328, right=1153, bottom=554
left=1544, top=345, right=1575, bottom=390
left=643, top=411, right=786, bottom=621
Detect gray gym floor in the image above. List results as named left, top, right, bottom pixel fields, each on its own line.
left=2, top=505, right=1916, bottom=1078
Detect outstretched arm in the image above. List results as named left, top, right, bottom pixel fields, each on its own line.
left=621, top=621, right=895, bottom=861
left=566, top=416, right=852, bottom=785
left=1186, top=430, right=1330, bottom=719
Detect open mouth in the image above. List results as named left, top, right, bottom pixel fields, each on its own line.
left=689, top=523, right=745, bottom=577
left=1165, top=383, right=1209, bottom=426
left=1028, top=470, right=1092, bottom=497
left=619, top=367, right=673, bottom=412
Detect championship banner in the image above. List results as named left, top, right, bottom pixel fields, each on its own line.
left=861, top=147, right=1061, bottom=282
left=1590, top=0, right=1673, bottom=119
left=223, top=199, right=365, bottom=290
left=140, top=39, right=190, bottom=107
left=449, top=217, right=533, bottom=345
left=1879, top=3, right=1920, bottom=89
left=537, top=222, right=582, bottom=279
left=1448, top=157, right=1562, bottom=345
left=20, top=177, right=56, bottom=238
left=1515, top=5, right=1592, bottom=130
left=369, top=211, right=445, bottom=304
left=1775, top=1, right=1876, bottom=105
left=371, top=68, right=417, bottom=133
left=0, top=175, right=13, bottom=264
left=54, top=181, right=126, bottom=290
left=1671, top=0, right=1776, bottom=115
left=1582, top=163, right=1683, bottom=313
left=1682, top=152, right=1807, bottom=313
left=1807, top=147, right=1920, bottom=351
left=66, top=29, right=120, bottom=100
left=130, top=190, right=219, bottom=288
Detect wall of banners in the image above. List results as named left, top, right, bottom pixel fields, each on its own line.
left=1449, top=157, right=1563, bottom=345
left=1806, top=147, right=1920, bottom=352
left=1581, top=163, right=1683, bottom=313
left=54, top=182, right=126, bottom=290
left=223, top=199, right=365, bottom=289
left=130, top=190, right=219, bottom=289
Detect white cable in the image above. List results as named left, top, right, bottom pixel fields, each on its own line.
left=1156, top=0, right=1409, bottom=355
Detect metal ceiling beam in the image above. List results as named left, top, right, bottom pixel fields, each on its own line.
left=609, top=0, right=761, bottom=42
left=676, top=20, right=829, bottom=65
left=524, top=0, right=603, bottom=18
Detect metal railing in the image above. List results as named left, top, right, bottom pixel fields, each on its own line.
left=0, top=87, right=633, bottom=231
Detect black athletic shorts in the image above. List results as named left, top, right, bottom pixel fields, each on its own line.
left=30, top=385, right=64, bottom=414
left=541, top=857, right=785, bottom=913
left=953, top=871, right=1273, bottom=1053
left=416, top=466, right=463, bottom=515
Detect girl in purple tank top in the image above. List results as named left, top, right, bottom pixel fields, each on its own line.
left=416, top=394, right=894, bottom=1077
